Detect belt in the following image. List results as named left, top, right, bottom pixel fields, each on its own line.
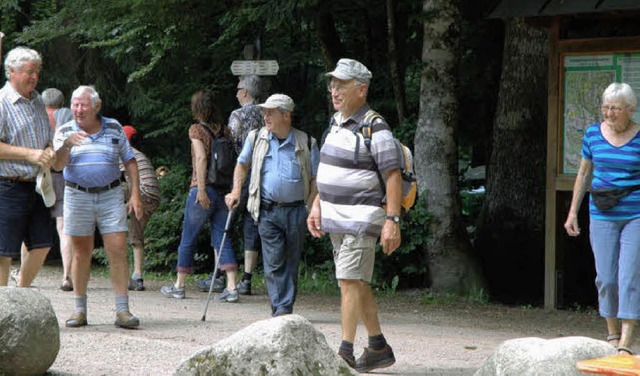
left=261, top=199, right=305, bottom=210
left=0, top=176, right=35, bottom=183
left=66, top=179, right=121, bottom=193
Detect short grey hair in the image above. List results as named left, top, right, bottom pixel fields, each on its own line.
left=603, top=83, right=637, bottom=109
left=4, top=47, right=42, bottom=80
left=42, top=88, right=65, bottom=108
left=71, top=85, right=102, bottom=109
left=238, top=75, right=261, bottom=100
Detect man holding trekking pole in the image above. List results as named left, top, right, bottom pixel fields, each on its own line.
left=225, top=94, right=319, bottom=317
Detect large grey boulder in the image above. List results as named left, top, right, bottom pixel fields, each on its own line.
left=0, top=287, right=60, bottom=375
left=474, top=336, right=616, bottom=376
left=175, top=314, right=356, bottom=376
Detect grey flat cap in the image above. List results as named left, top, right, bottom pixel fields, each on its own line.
left=257, top=94, right=295, bottom=112
left=325, top=58, right=372, bottom=84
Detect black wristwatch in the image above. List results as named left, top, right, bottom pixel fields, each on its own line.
left=386, top=215, right=400, bottom=224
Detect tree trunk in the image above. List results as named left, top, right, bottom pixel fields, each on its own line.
left=386, top=0, right=407, bottom=123
left=474, top=18, right=548, bottom=303
left=314, top=10, right=346, bottom=69
left=416, top=0, right=485, bottom=294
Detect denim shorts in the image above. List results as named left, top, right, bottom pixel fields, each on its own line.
left=330, top=233, right=377, bottom=283
left=64, top=185, right=128, bottom=236
left=0, top=180, right=54, bottom=257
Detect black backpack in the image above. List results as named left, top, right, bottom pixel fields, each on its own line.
left=199, top=124, right=237, bottom=190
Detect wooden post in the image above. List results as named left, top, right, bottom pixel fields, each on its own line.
left=544, top=17, right=561, bottom=310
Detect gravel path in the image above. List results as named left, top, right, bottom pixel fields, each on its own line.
left=16, top=264, right=610, bottom=375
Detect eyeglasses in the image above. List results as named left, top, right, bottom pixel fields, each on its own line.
left=327, top=82, right=361, bottom=93
left=601, top=105, right=627, bottom=113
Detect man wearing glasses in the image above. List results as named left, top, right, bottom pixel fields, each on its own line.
left=307, top=58, right=401, bottom=372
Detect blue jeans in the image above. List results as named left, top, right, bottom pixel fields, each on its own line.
left=176, top=186, right=236, bottom=274
left=258, top=204, right=306, bottom=315
left=590, top=217, right=640, bottom=319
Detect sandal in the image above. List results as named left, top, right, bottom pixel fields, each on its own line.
left=618, top=346, right=634, bottom=356
left=60, top=277, right=73, bottom=292
left=607, top=333, right=621, bottom=345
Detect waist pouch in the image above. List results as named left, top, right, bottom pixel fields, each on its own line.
left=591, top=184, right=640, bottom=210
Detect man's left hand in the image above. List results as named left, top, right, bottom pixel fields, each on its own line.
left=380, top=220, right=401, bottom=255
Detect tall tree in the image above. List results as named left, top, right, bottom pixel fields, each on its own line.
left=474, top=18, right=548, bottom=302
left=416, top=0, right=485, bottom=294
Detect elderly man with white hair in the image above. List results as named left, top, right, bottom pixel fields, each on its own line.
left=0, top=46, right=55, bottom=288
left=53, top=85, right=143, bottom=329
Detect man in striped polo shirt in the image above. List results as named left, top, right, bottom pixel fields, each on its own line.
left=0, top=47, right=56, bottom=288
left=52, top=85, right=143, bottom=329
left=307, top=58, right=401, bottom=373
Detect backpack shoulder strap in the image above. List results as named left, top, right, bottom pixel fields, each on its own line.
left=356, top=110, right=386, bottom=195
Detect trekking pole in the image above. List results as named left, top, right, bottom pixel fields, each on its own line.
left=201, top=205, right=236, bottom=321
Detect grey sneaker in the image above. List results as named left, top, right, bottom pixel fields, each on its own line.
left=215, top=288, right=239, bottom=303
left=236, top=279, right=252, bottom=295
left=160, top=285, right=185, bottom=299
left=195, top=275, right=225, bottom=293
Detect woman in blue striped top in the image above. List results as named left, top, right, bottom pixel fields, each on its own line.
left=565, top=82, right=640, bottom=356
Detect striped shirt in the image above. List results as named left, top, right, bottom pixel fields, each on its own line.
left=316, top=105, right=402, bottom=237
left=583, top=122, right=640, bottom=220
left=53, top=116, right=134, bottom=187
left=0, top=82, right=52, bottom=179
left=123, top=148, right=160, bottom=203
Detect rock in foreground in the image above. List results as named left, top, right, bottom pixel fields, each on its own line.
left=0, top=287, right=60, bottom=375
left=175, top=314, right=355, bottom=375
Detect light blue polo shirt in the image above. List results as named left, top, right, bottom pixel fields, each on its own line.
left=53, top=116, right=134, bottom=188
left=238, top=129, right=319, bottom=203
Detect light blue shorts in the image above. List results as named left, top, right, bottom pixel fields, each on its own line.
left=64, top=185, right=127, bottom=236
left=330, top=233, right=377, bottom=283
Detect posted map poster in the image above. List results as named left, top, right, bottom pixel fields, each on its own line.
left=562, top=53, right=640, bottom=174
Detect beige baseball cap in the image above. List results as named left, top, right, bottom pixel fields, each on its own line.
left=257, top=94, right=295, bottom=112
left=36, top=167, right=56, bottom=207
left=325, top=58, right=372, bottom=84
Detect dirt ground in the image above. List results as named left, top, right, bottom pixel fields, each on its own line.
left=15, top=264, right=616, bottom=375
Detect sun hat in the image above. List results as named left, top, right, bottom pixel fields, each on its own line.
left=257, top=94, right=295, bottom=112
left=36, top=167, right=56, bottom=207
left=123, top=125, right=137, bottom=140
left=325, top=58, right=372, bottom=84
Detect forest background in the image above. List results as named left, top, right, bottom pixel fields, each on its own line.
left=1, top=0, right=618, bottom=308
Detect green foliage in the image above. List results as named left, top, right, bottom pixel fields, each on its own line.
left=420, top=287, right=489, bottom=306
left=371, top=196, right=430, bottom=289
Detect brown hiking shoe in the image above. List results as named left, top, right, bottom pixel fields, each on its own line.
left=65, top=311, right=87, bottom=328
left=355, top=344, right=395, bottom=373
left=338, top=352, right=356, bottom=368
left=115, top=310, right=140, bottom=329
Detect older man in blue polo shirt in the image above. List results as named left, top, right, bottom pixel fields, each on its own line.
left=53, top=85, right=143, bottom=329
left=0, top=47, right=56, bottom=288
left=225, top=94, right=319, bottom=317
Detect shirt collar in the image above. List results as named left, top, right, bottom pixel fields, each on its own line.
left=333, top=104, right=371, bottom=127
left=2, top=82, right=39, bottom=105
